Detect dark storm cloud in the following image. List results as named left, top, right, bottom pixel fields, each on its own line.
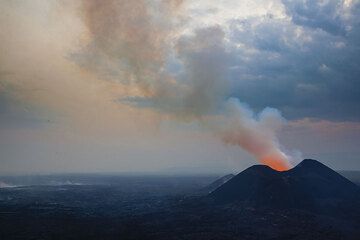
left=227, top=1, right=360, bottom=121
left=282, top=0, right=348, bottom=36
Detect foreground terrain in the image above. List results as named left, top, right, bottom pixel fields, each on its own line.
left=0, top=171, right=359, bottom=240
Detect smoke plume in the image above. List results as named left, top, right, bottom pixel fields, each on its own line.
left=77, top=0, right=293, bottom=170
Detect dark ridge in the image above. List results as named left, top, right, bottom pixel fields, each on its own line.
left=296, top=158, right=325, bottom=167
left=201, top=174, right=234, bottom=194
left=208, top=164, right=283, bottom=206
left=288, top=159, right=333, bottom=174
left=245, top=164, right=277, bottom=172
left=209, top=159, right=360, bottom=212
left=339, top=170, right=360, bottom=186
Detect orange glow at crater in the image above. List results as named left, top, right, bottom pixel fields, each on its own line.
left=260, top=156, right=291, bottom=171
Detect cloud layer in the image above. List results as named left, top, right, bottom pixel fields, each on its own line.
left=227, top=0, right=360, bottom=120
left=0, top=0, right=359, bottom=173
left=75, top=0, right=295, bottom=170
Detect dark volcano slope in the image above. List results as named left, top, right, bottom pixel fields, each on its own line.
left=209, top=159, right=360, bottom=211
left=200, top=174, right=234, bottom=194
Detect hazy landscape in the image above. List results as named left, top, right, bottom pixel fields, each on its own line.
left=1, top=160, right=359, bottom=239
left=1, top=0, right=360, bottom=239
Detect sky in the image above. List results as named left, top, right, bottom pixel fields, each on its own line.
left=0, top=0, right=359, bottom=174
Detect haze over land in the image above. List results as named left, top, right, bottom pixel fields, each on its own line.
left=0, top=0, right=360, bottom=173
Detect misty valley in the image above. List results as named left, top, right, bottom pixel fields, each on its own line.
left=1, top=160, right=360, bottom=240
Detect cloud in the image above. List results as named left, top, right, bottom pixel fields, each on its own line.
left=282, top=0, right=349, bottom=36
left=0, top=0, right=161, bottom=137
left=0, top=85, right=45, bottom=129
left=1, top=0, right=359, bottom=173
left=226, top=1, right=360, bottom=121
left=76, top=0, right=293, bottom=169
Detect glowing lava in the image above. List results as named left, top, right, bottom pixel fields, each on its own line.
left=260, top=155, right=291, bottom=171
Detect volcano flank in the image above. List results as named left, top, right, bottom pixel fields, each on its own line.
left=209, top=159, right=360, bottom=212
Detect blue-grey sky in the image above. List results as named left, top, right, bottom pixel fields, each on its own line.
left=0, top=0, right=359, bottom=174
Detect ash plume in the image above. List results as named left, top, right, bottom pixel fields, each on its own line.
left=77, top=0, right=294, bottom=170
left=219, top=99, right=291, bottom=171
left=79, top=0, right=183, bottom=97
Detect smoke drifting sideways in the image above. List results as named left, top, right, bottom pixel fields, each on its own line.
left=77, top=0, right=294, bottom=171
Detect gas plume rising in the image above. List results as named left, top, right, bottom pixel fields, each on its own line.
left=78, top=0, right=293, bottom=170
left=220, top=99, right=291, bottom=171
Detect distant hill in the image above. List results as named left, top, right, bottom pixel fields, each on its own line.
left=200, top=174, right=234, bottom=194
left=338, top=170, right=360, bottom=186
left=209, top=159, right=360, bottom=213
